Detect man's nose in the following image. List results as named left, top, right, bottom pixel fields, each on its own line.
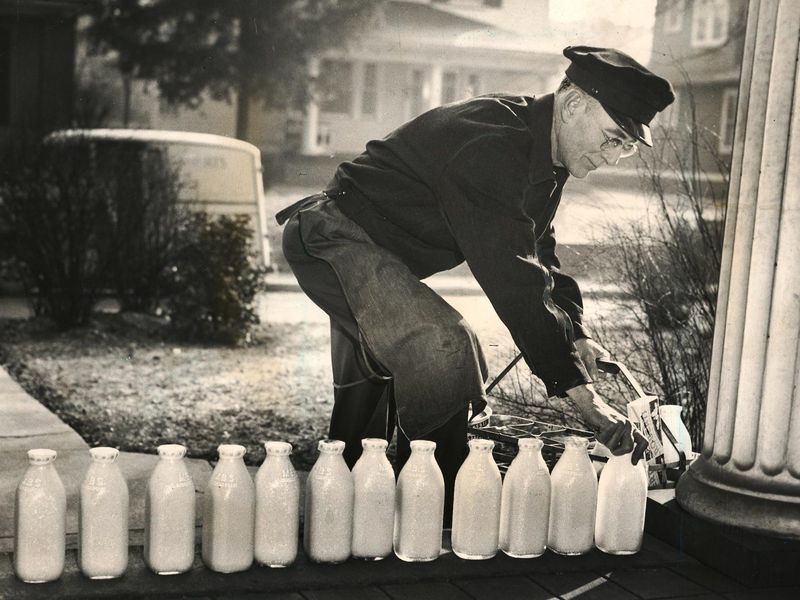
left=600, top=146, right=623, bottom=166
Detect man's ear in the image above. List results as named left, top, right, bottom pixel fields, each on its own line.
left=559, top=89, right=585, bottom=123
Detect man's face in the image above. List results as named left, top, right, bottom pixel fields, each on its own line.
left=554, top=93, right=639, bottom=179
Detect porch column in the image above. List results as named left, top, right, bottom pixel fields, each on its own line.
left=302, top=57, right=322, bottom=155
left=675, top=0, right=800, bottom=539
left=429, top=64, right=444, bottom=110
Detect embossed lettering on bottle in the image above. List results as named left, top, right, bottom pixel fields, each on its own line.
left=80, top=447, right=129, bottom=579
left=351, top=438, right=395, bottom=560
left=14, top=449, right=66, bottom=583
left=548, top=436, right=598, bottom=556
left=452, top=438, right=502, bottom=560
left=202, top=444, right=255, bottom=573
left=144, top=444, right=196, bottom=575
left=393, top=440, right=444, bottom=562
left=499, top=438, right=551, bottom=558
left=304, top=439, right=354, bottom=564
left=255, top=441, right=300, bottom=568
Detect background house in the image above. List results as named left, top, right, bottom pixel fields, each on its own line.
left=81, top=1, right=564, bottom=164
left=649, top=0, right=748, bottom=172
left=0, top=0, right=89, bottom=151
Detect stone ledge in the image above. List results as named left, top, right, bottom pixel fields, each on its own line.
left=0, top=533, right=699, bottom=600
left=645, top=487, right=800, bottom=587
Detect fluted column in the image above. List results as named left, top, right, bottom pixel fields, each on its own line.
left=676, top=0, right=800, bottom=539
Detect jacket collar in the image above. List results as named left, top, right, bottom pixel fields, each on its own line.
left=527, top=93, right=568, bottom=186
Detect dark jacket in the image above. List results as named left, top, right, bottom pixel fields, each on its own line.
left=327, top=93, right=591, bottom=396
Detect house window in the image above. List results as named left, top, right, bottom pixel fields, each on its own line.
left=319, top=59, right=354, bottom=114
left=719, top=87, right=738, bottom=153
left=0, top=29, right=10, bottom=126
left=664, top=0, right=685, bottom=33
left=691, top=0, right=729, bottom=48
left=407, top=68, right=426, bottom=117
left=361, top=62, right=378, bottom=117
left=442, top=71, right=458, bottom=104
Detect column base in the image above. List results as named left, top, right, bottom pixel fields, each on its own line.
left=647, top=487, right=800, bottom=587
left=676, top=457, right=800, bottom=540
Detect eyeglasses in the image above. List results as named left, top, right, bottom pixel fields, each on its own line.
left=599, top=130, right=639, bottom=158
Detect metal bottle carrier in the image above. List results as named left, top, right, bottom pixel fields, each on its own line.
left=467, top=358, right=691, bottom=488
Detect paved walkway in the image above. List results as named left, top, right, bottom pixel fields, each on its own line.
left=1, top=294, right=798, bottom=598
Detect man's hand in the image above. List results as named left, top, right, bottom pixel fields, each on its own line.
left=566, top=383, right=648, bottom=465
left=575, top=337, right=610, bottom=380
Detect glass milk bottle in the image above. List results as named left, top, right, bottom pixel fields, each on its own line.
left=393, top=440, right=444, bottom=562
left=254, top=441, right=300, bottom=568
left=595, top=453, right=648, bottom=555
left=145, top=444, right=196, bottom=575
left=452, top=438, right=502, bottom=560
left=14, top=449, right=66, bottom=583
left=304, top=439, right=354, bottom=563
left=202, top=444, right=255, bottom=573
left=499, top=438, right=551, bottom=558
left=548, top=436, right=598, bottom=555
left=659, top=405, right=693, bottom=464
left=351, top=438, right=395, bottom=560
left=79, top=447, right=129, bottom=579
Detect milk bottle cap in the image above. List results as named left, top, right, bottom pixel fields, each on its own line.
left=89, top=447, right=119, bottom=462
left=157, top=444, right=187, bottom=459
left=564, top=436, right=590, bottom=450
left=318, top=439, right=346, bottom=454
left=264, top=441, right=292, bottom=456
left=361, top=438, right=388, bottom=451
left=218, top=444, right=247, bottom=458
left=518, top=437, right=543, bottom=450
left=27, top=448, right=57, bottom=464
left=409, top=440, right=436, bottom=453
left=467, top=438, right=494, bottom=452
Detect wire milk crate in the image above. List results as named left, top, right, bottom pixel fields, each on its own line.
left=467, top=358, right=691, bottom=488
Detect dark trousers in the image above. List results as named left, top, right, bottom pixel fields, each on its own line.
left=281, top=198, right=477, bottom=524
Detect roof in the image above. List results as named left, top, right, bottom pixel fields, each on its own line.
left=46, top=128, right=261, bottom=158
left=374, top=1, right=560, bottom=55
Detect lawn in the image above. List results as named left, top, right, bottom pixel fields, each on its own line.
left=0, top=314, right=334, bottom=470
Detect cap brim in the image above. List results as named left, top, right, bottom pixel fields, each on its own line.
left=602, top=104, right=653, bottom=147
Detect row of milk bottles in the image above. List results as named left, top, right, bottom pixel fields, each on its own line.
left=454, top=435, right=648, bottom=559
left=14, top=433, right=648, bottom=583
left=14, top=442, right=303, bottom=582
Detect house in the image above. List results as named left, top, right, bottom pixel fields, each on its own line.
left=85, top=1, right=563, bottom=165
left=0, top=0, right=90, bottom=150
left=648, top=0, right=748, bottom=172
left=289, top=0, right=563, bottom=158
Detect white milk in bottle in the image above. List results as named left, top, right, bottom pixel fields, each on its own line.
left=499, top=438, right=551, bottom=558
left=304, top=439, right=354, bottom=563
left=14, top=449, right=66, bottom=583
left=202, top=444, right=255, bottom=573
left=452, top=438, right=501, bottom=560
left=144, top=444, right=196, bottom=574
left=393, top=440, right=444, bottom=562
left=79, top=447, right=129, bottom=579
left=351, top=438, right=395, bottom=560
left=254, top=441, right=300, bottom=568
left=595, top=453, right=648, bottom=555
left=548, top=436, right=598, bottom=555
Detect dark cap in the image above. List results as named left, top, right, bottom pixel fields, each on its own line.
left=563, top=45, right=675, bottom=147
